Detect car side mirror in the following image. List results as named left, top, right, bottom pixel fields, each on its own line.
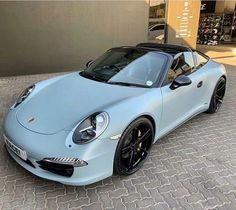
left=170, top=75, right=192, bottom=90
left=86, top=60, right=93, bottom=68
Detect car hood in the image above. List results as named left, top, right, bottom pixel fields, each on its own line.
left=16, top=72, right=147, bottom=135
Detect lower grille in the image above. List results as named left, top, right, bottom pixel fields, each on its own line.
left=36, top=160, right=74, bottom=177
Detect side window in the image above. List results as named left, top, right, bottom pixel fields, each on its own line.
left=166, top=52, right=195, bottom=84
left=193, top=51, right=209, bottom=69
left=150, top=25, right=164, bottom=31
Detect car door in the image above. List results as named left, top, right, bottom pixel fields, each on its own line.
left=158, top=51, right=207, bottom=137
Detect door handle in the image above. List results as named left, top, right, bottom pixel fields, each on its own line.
left=197, top=81, right=203, bottom=88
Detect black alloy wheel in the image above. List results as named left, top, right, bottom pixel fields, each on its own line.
left=114, top=117, right=154, bottom=175
left=207, top=77, right=226, bottom=113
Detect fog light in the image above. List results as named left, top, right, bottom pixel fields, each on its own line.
left=43, top=157, right=88, bottom=167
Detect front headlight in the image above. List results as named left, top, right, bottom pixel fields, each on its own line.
left=72, top=112, right=109, bottom=144
left=14, top=85, right=35, bottom=108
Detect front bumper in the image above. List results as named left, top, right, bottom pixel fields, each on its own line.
left=3, top=110, right=118, bottom=186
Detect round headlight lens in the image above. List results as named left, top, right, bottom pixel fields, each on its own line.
left=14, top=85, right=35, bottom=108
left=72, top=112, right=109, bottom=144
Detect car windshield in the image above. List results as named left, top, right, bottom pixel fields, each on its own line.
left=80, top=48, right=167, bottom=87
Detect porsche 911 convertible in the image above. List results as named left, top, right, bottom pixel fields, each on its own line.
left=3, top=43, right=226, bottom=185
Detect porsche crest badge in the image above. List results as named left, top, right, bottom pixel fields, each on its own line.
left=28, top=117, right=35, bottom=123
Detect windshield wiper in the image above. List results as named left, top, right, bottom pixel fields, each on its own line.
left=108, top=81, right=149, bottom=88
left=79, top=71, right=106, bottom=82
left=80, top=71, right=148, bottom=88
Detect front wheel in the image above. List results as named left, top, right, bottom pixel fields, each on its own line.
left=114, top=117, right=154, bottom=175
left=207, top=77, right=226, bottom=113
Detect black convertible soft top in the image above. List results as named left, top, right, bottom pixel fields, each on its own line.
left=136, top=43, right=193, bottom=55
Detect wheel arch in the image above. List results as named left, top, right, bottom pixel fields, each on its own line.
left=139, top=114, right=156, bottom=137
left=221, top=74, right=227, bottom=82
left=119, top=114, right=157, bottom=143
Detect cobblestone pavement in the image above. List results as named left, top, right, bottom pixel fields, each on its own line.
left=0, top=64, right=236, bottom=210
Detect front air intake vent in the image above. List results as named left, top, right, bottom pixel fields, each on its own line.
left=37, top=160, right=74, bottom=177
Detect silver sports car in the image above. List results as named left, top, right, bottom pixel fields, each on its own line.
left=3, top=43, right=226, bottom=185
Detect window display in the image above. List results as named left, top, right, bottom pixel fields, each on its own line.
left=197, top=14, right=223, bottom=45
left=197, top=12, right=236, bottom=45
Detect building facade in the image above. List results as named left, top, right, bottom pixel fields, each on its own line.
left=0, top=0, right=235, bottom=77
left=0, top=1, right=149, bottom=76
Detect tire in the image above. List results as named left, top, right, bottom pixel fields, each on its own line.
left=114, top=117, right=154, bottom=175
left=206, top=77, right=226, bottom=114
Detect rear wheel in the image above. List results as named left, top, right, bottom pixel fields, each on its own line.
left=207, top=77, right=226, bottom=113
left=114, top=117, right=154, bottom=175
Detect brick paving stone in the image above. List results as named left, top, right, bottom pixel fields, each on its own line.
left=121, top=192, right=141, bottom=203
left=99, top=192, right=113, bottom=209
left=108, top=188, right=127, bottom=199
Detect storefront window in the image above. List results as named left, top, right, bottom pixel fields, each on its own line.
left=197, top=0, right=236, bottom=45
left=148, top=0, right=167, bottom=43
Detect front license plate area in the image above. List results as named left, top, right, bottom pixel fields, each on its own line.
left=4, top=136, right=27, bottom=161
